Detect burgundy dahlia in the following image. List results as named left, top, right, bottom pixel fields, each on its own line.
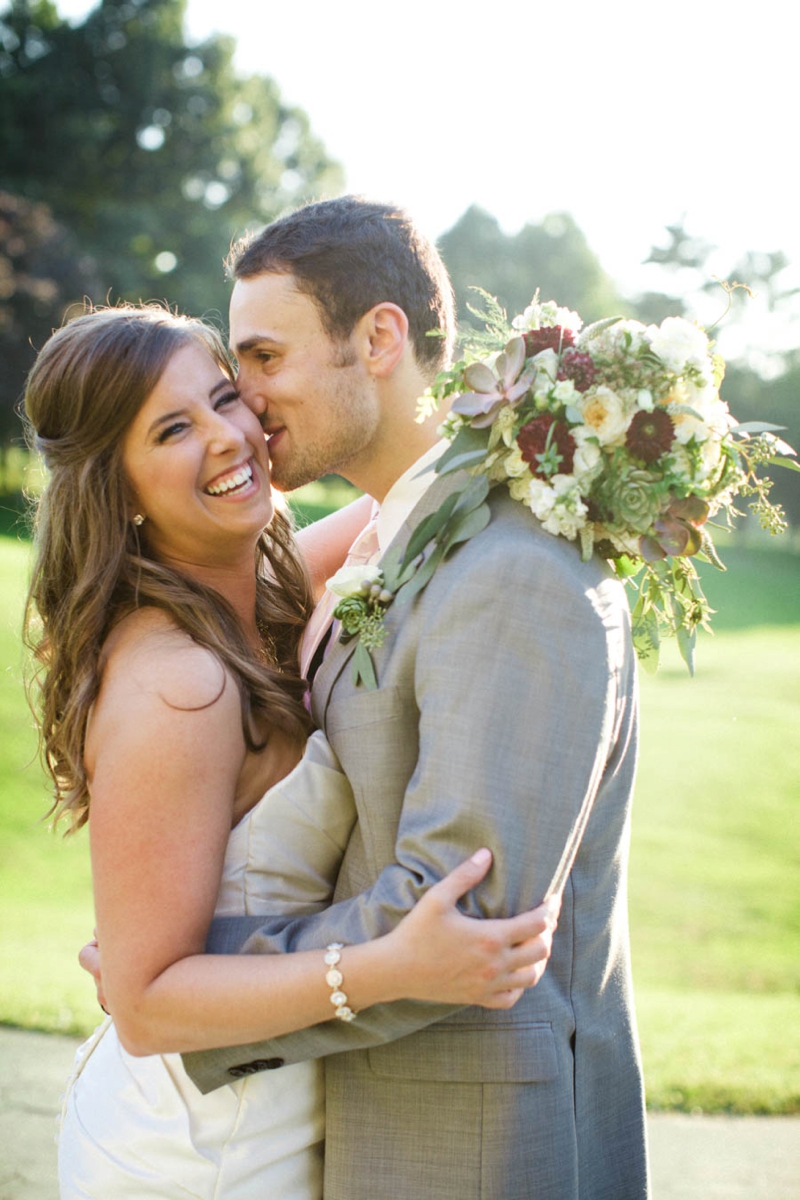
left=518, top=413, right=576, bottom=478
left=557, top=348, right=596, bottom=393
left=523, top=325, right=575, bottom=358
left=625, top=409, right=675, bottom=463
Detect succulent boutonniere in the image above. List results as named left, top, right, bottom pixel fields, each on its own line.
left=326, top=474, right=492, bottom=688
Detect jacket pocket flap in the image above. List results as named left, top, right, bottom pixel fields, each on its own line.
left=367, top=1022, right=557, bottom=1083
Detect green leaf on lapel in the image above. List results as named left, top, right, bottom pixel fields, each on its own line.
left=443, top=502, right=491, bottom=556
left=380, top=542, right=420, bottom=594
left=451, top=473, right=490, bottom=514
left=434, top=425, right=490, bottom=475
left=400, top=492, right=460, bottom=568
left=352, top=640, right=378, bottom=689
left=395, top=543, right=446, bottom=607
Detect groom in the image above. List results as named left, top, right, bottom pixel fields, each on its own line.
left=187, top=197, right=649, bottom=1198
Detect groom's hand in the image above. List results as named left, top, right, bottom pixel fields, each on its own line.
left=78, top=932, right=109, bottom=1014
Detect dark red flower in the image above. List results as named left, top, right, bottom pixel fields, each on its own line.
left=518, top=413, right=576, bottom=477
left=557, top=348, right=596, bottom=392
left=523, top=326, right=575, bottom=358
left=626, top=409, right=675, bottom=463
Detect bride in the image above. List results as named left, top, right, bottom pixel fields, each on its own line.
left=23, top=304, right=557, bottom=1199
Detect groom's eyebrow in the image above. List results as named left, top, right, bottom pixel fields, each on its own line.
left=233, top=334, right=282, bottom=356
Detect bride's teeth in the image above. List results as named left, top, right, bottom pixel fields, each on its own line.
left=206, top=463, right=253, bottom=495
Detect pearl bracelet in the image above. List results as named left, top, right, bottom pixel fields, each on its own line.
left=324, top=942, right=357, bottom=1022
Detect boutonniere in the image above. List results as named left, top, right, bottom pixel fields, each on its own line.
left=326, top=475, right=492, bottom=689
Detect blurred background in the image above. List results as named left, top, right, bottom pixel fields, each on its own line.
left=1, top=0, right=798, bottom=1116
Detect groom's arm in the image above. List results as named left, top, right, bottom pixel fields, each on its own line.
left=185, top=521, right=634, bottom=1091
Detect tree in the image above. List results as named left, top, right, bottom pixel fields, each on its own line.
left=0, top=190, right=102, bottom=435
left=0, top=0, right=343, bottom=440
left=437, top=206, right=624, bottom=329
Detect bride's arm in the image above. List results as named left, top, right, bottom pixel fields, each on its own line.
left=292, top=493, right=374, bottom=600
left=87, top=620, right=555, bottom=1058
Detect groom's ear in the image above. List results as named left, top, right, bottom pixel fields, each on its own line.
left=355, top=302, right=409, bottom=377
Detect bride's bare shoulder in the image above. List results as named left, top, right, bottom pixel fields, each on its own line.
left=97, top=607, right=231, bottom=714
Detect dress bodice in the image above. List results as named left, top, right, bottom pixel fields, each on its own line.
left=216, top=729, right=356, bottom=918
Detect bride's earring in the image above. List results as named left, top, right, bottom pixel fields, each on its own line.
left=132, top=513, right=145, bottom=526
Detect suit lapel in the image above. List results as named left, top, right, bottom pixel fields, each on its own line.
left=310, top=468, right=470, bottom=726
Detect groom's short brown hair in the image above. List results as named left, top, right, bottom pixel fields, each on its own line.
left=227, top=196, right=455, bottom=377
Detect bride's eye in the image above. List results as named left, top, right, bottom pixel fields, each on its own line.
left=156, top=421, right=188, bottom=443
left=214, top=390, right=240, bottom=410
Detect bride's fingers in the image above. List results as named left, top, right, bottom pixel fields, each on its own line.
left=499, top=895, right=561, bottom=943
left=425, top=848, right=494, bottom=908
left=505, top=929, right=556, bottom=971
left=479, top=988, right=525, bottom=1010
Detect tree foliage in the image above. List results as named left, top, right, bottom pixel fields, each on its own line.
left=437, top=205, right=624, bottom=330
left=0, top=191, right=102, bottom=442
left=0, top=0, right=343, bottom=442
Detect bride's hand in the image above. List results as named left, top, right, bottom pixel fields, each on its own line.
left=386, top=848, right=560, bottom=1010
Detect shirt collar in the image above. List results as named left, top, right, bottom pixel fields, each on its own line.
left=376, top=440, right=448, bottom=554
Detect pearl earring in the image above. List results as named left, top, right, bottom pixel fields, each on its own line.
left=132, top=513, right=145, bottom=526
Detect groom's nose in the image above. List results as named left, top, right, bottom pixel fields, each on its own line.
left=236, top=370, right=267, bottom=421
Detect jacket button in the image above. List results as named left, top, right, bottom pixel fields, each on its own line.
left=227, top=1056, right=285, bottom=1078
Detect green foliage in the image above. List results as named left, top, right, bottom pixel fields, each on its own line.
left=437, top=206, right=624, bottom=329
left=0, top=0, right=343, bottom=437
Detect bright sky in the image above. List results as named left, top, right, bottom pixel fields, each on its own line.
left=55, top=0, right=798, bottom=362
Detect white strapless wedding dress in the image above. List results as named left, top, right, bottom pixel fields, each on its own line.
left=58, top=731, right=356, bottom=1200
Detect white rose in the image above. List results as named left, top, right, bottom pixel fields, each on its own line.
left=572, top=436, right=602, bottom=479
left=326, top=563, right=383, bottom=598
left=576, top=385, right=632, bottom=446
left=648, top=317, right=709, bottom=373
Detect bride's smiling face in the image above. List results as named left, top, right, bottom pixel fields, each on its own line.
left=122, top=340, right=272, bottom=567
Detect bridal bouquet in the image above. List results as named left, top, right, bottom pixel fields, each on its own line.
left=417, top=293, right=798, bottom=674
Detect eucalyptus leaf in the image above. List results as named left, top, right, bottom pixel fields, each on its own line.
left=380, top=542, right=418, bottom=593
left=352, top=641, right=377, bottom=690
left=770, top=455, right=800, bottom=474
left=434, top=426, right=489, bottom=475
left=729, top=421, right=788, bottom=434
left=401, top=493, right=460, bottom=567
left=395, top=545, right=445, bottom=607
left=450, top=472, right=490, bottom=515
left=436, top=448, right=489, bottom=476
left=443, top=502, right=491, bottom=556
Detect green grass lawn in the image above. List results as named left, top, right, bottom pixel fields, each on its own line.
left=1, top=533, right=798, bottom=1112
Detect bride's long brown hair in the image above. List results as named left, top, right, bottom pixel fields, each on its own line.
left=23, top=304, right=313, bottom=833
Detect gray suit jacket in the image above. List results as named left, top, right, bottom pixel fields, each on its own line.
left=185, top=472, right=649, bottom=1199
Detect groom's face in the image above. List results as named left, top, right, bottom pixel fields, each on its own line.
left=230, top=272, right=381, bottom=492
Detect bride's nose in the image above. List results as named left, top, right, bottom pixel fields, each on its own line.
left=206, top=410, right=246, bottom=455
